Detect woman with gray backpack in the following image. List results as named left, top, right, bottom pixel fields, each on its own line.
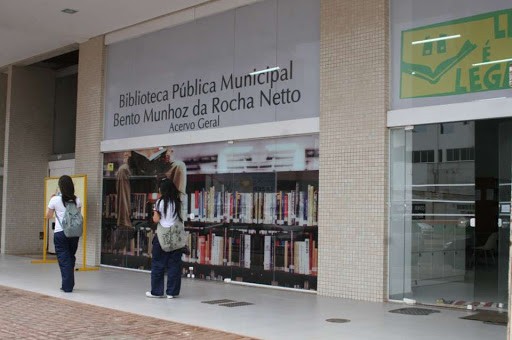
left=46, top=175, right=83, bottom=293
left=146, top=178, right=187, bottom=299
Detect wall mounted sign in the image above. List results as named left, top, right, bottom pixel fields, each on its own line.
left=104, top=0, right=319, bottom=141
left=401, top=9, right=512, bottom=98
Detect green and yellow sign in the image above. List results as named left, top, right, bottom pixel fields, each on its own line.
left=401, top=9, right=512, bottom=98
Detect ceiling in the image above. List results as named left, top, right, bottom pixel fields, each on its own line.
left=0, top=0, right=212, bottom=69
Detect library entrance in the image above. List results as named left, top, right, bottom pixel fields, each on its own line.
left=389, top=118, right=511, bottom=309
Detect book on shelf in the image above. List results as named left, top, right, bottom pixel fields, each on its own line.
left=311, top=239, right=318, bottom=275
left=243, top=234, right=251, bottom=268
left=285, top=240, right=290, bottom=272
left=104, top=194, right=117, bottom=218
left=208, top=187, right=215, bottom=222
left=227, top=236, right=233, bottom=265
left=233, top=234, right=241, bottom=266
left=205, top=235, right=210, bottom=264
left=131, top=193, right=147, bottom=219
left=294, top=242, right=300, bottom=275
left=223, top=228, right=228, bottom=265
left=298, top=191, right=305, bottom=226
left=234, top=192, right=241, bottom=223
left=303, top=238, right=310, bottom=275
left=276, top=191, right=283, bottom=225
left=198, top=236, right=206, bottom=264
left=211, top=235, right=225, bottom=266
left=263, top=235, right=272, bottom=270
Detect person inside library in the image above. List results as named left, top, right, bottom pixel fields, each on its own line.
left=157, top=146, right=187, bottom=220
left=46, top=175, right=82, bottom=293
left=113, top=151, right=134, bottom=253
left=146, top=178, right=185, bottom=298
left=162, top=146, right=186, bottom=194
left=116, top=151, right=132, bottom=229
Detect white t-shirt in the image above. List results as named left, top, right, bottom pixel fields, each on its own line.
left=48, top=196, right=82, bottom=233
left=155, top=199, right=177, bottom=228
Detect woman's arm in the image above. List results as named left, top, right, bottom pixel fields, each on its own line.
left=46, top=208, right=55, bottom=219
left=152, top=210, right=160, bottom=223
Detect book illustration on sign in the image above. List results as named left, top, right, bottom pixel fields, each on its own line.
left=134, top=148, right=167, bottom=161
left=130, top=148, right=168, bottom=175
left=402, top=40, right=477, bottom=84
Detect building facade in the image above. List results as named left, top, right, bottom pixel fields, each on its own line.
left=0, top=2, right=510, bottom=330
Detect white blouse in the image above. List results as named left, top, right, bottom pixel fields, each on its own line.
left=155, top=199, right=177, bottom=228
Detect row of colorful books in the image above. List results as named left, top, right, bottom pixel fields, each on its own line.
left=189, top=185, right=318, bottom=226
left=103, top=185, right=319, bottom=227
left=182, top=231, right=318, bottom=276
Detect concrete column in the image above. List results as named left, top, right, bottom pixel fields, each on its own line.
left=1, top=66, right=55, bottom=254
left=0, top=73, right=6, bottom=165
left=75, top=36, right=105, bottom=266
left=318, top=0, right=389, bottom=301
left=0, top=73, right=6, bottom=252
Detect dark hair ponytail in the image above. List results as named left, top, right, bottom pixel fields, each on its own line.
left=158, top=178, right=182, bottom=222
left=58, top=175, right=76, bottom=206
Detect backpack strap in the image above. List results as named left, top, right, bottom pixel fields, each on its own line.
left=54, top=200, right=73, bottom=226
left=55, top=211, right=63, bottom=227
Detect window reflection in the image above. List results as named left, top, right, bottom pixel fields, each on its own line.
left=390, top=122, right=475, bottom=301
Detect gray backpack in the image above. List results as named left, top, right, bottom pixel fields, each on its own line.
left=56, top=201, right=83, bottom=238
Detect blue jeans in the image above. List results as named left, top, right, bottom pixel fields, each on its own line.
left=54, top=231, right=80, bottom=292
left=151, top=236, right=182, bottom=297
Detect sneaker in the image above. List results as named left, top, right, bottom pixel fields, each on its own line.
left=146, top=291, right=164, bottom=298
left=166, top=295, right=174, bottom=299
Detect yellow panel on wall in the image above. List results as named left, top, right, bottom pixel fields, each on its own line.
left=401, top=9, right=512, bottom=98
left=44, top=175, right=87, bottom=215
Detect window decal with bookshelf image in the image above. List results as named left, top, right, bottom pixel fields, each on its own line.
left=101, top=135, right=319, bottom=290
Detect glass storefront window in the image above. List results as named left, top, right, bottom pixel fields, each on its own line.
left=101, top=135, right=319, bottom=290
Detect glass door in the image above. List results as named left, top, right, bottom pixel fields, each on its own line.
left=391, top=119, right=511, bottom=308
left=389, top=122, right=476, bottom=304
left=497, top=121, right=511, bottom=308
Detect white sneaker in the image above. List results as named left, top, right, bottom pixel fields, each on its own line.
left=146, top=291, right=164, bottom=298
left=166, top=295, right=174, bottom=299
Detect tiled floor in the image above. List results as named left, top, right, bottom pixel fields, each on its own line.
left=0, top=285, right=254, bottom=339
left=0, top=254, right=507, bottom=340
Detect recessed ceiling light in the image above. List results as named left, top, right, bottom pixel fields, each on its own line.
left=61, top=8, right=78, bottom=14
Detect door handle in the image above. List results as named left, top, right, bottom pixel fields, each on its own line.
left=498, top=218, right=502, bottom=228
left=469, top=218, right=476, bottom=228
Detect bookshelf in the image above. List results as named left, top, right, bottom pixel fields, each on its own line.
left=101, top=176, right=157, bottom=270
left=101, top=139, right=319, bottom=290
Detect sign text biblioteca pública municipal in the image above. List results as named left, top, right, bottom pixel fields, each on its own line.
left=111, top=60, right=303, bottom=132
